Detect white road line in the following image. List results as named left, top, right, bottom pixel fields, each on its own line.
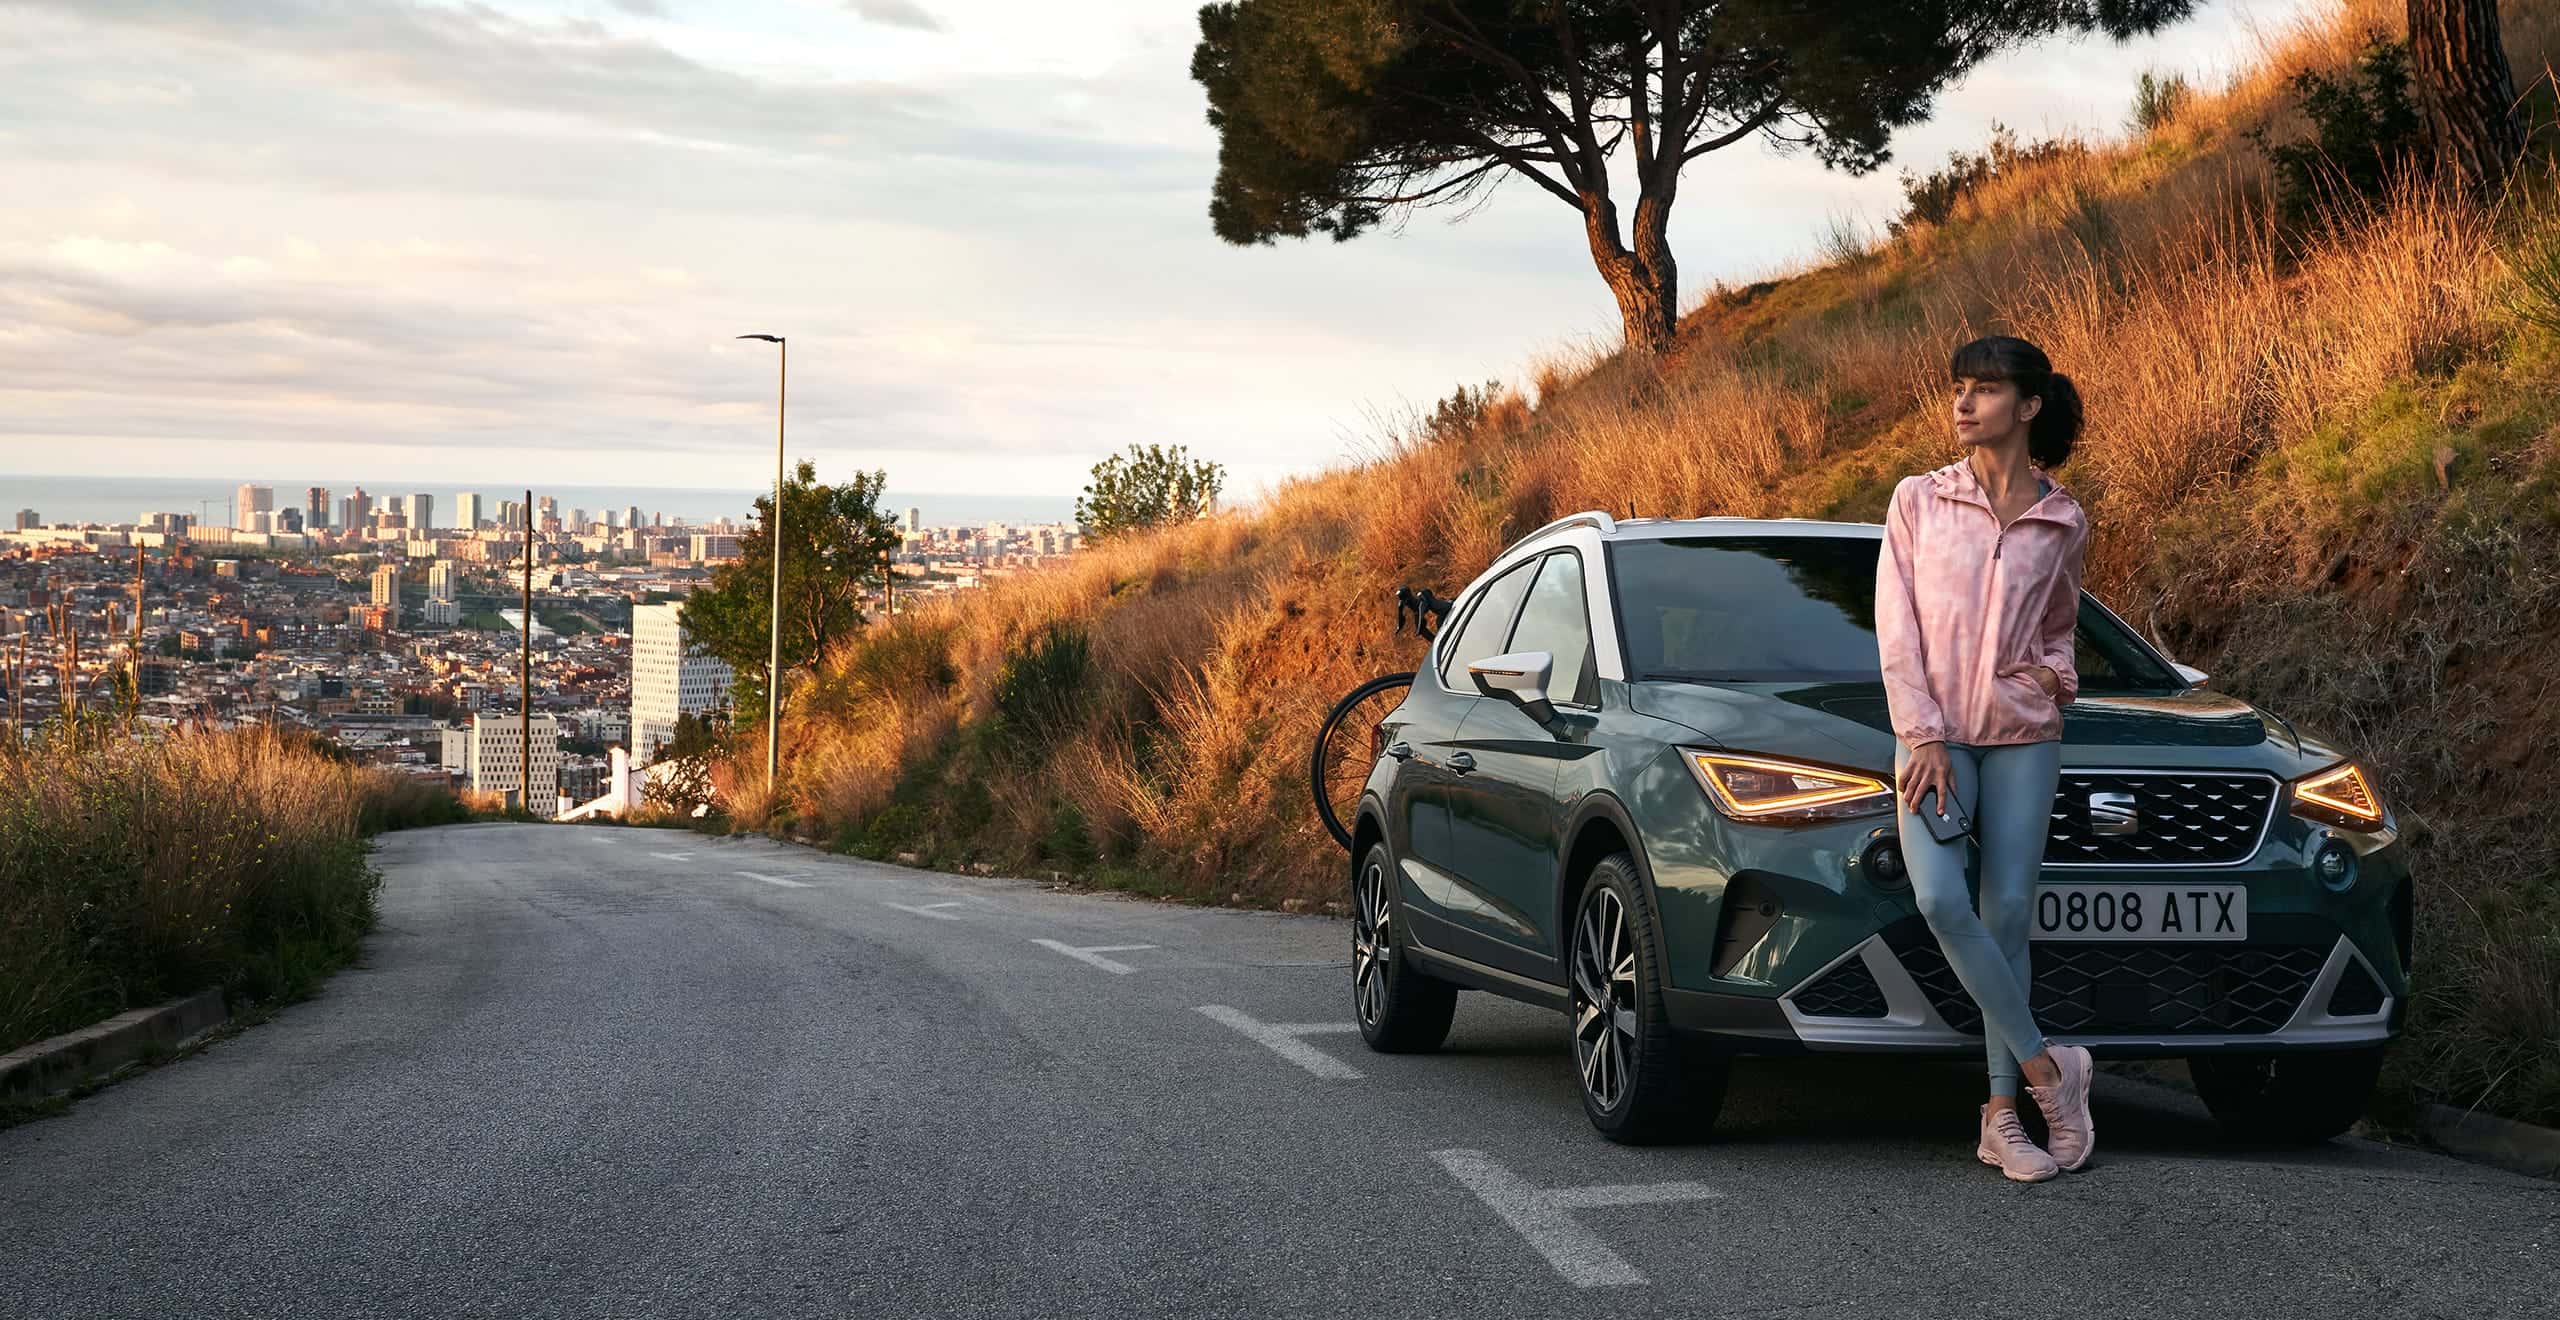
left=1429, top=1148, right=1719, bottom=1288
left=884, top=901, right=966, bottom=920
left=1030, top=939, right=1156, bottom=975
left=1194, top=1005, right=1364, bottom=1080
left=735, top=871, right=813, bottom=889
left=648, top=851, right=694, bottom=862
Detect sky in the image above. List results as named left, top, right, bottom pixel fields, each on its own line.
left=0, top=0, right=2328, bottom=505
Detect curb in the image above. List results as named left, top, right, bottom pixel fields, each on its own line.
left=2419, top=1104, right=2560, bottom=1180
left=0, top=989, right=229, bottom=1100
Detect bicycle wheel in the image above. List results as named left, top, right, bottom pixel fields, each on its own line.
left=1311, top=672, right=1414, bottom=851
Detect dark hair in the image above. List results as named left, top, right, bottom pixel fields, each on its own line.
left=1950, top=335, right=2082, bottom=467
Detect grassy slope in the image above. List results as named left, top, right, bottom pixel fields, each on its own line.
left=744, top=1, right=2560, bottom=1125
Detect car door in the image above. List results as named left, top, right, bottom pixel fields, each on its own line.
left=1390, top=558, right=1537, bottom=938
left=1443, top=550, right=1601, bottom=975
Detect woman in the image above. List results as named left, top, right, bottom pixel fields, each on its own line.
left=1874, top=335, right=2096, bottom=1183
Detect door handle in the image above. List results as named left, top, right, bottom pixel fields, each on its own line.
left=1448, top=752, right=1476, bottom=774
left=1386, top=742, right=1413, bottom=761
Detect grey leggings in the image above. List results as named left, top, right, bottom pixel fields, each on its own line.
left=1893, top=738, right=2062, bottom=1098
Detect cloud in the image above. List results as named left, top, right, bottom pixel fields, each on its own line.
left=847, top=1, right=940, bottom=31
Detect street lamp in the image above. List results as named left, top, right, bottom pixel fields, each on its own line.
left=737, top=333, right=785, bottom=790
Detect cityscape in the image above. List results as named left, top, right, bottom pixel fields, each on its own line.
left=1, top=483, right=1085, bottom=812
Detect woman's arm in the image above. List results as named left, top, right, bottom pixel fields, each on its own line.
left=2034, top=520, right=2088, bottom=705
left=1874, top=480, right=1950, bottom=746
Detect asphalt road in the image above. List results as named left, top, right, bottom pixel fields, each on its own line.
left=3, top=823, right=2553, bottom=1319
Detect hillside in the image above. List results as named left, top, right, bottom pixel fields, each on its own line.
left=732, top=1, right=2560, bottom=1127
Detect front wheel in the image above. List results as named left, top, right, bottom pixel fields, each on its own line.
left=1352, top=843, right=1457, bottom=1052
left=1570, top=854, right=1728, bottom=1144
left=2188, top=1047, right=2383, bottom=1144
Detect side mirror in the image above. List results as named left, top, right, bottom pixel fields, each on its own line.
left=2171, top=662, right=2208, bottom=689
left=1469, top=650, right=1555, bottom=724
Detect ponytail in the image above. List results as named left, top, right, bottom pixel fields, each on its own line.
left=1950, top=335, right=2082, bottom=468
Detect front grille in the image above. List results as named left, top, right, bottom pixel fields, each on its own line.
left=2047, top=770, right=2279, bottom=866
left=1793, top=957, right=1888, bottom=1018
left=1888, top=932, right=2324, bottom=1035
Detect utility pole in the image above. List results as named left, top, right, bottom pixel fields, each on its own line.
left=130, top=546, right=146, bottom=708
left=521, top=490, right=533, bottom=816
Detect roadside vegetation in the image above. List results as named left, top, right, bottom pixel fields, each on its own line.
left=732, top=2, right=2559, bottom=1126
left=0, top=726, right=468, bottom=1058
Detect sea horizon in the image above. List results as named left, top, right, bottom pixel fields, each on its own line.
left=5, top=474, right=1079, bottom=531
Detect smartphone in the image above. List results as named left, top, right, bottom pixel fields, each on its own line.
left=1917, top=787, right=1972, bottom=843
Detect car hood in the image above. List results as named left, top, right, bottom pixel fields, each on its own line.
left=1624, top=680, right=2350, bottom=778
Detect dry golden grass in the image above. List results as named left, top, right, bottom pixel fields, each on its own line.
left=0, top=728, right=457, bottom=1054
left=753, top=3, right=2560, bottom=1119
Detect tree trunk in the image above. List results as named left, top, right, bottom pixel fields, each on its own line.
left=2408, top=0, right=2523, bottom=195
left=1581, top=190, right=1678, bottom=356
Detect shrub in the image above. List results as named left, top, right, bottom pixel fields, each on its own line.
left=2131, top=69, right=2192, bottom=135
left=989, top=623, right=1092, bottom=748
left=1891, top=125, right=2076, bottom=234
left=2251, top=34, right=2428, bottom=229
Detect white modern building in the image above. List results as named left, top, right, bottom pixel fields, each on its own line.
left=371, top=564, right=402, bottom=610
left=630, top=601, right=733, bottom=764
left=427, top=560, right=457, bottom=601
left=454, top=492, right=483, bottom=532
left=469, top=712, right=561, bottom=807
left=409, top=492, right=436, bottom=533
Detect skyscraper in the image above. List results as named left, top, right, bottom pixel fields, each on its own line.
left=427, top=561, right=457, bottom=600
left=623, top=505, right=643, bottom=530
left=408, top=493, right=434, bottom=533
left=454, top=492, right=482, bottom=531
left=906, top=506, right=921, bottom=533
left=630, top=602, right=734, bottom=764
left=234, top=484, right=273, bottom=529
left=340, top=487, right=371, bottom=530
left=306, top=486, right=330, bottom=530
left=371, top=564, right=402, bottom=610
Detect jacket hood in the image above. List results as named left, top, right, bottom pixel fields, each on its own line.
left=1925, top=458, right=2086, bottom=530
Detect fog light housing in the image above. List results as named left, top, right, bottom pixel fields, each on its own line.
left=2314, top=837, right=2356, bottom=892
left=1859, top=837, right=1908, bottom=891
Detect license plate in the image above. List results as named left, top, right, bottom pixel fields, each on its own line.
left=2033, top=884, right=2246, bottom=941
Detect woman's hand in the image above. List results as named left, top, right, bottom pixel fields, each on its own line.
left=2000, top=662, right=2062, bottom=699
left=1899, top=740, right=1956, bottom=819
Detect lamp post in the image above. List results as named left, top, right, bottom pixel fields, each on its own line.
left=737, top=333, right=786, bottom=790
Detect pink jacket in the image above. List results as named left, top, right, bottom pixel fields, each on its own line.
left=1875, top=458, right=2089, bottom=748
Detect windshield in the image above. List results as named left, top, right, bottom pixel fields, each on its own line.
left=1606, top=535, right=2183, bottom=692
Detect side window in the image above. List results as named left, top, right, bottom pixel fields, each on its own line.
left=1509, top=552, right=1596, bottom=705
left=1437, top=558, right=1537, bottom=688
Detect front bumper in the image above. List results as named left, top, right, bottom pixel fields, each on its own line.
left=1772, top=923, right=2398, bottom=1058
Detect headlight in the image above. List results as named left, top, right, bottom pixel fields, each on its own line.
left=2292, top=760, right=2384, bottom=830
left=1686, top=751, right=1894, bottom=823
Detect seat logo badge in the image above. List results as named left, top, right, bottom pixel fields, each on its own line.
left=2089, top=791, right=2138, bottom=835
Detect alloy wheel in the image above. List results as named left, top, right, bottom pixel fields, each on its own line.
left=1571, top=887, right=1640, bottom=1111
left=1353, top=856, right=1391, bottom=1027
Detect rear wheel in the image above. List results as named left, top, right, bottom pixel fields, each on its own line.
left=1352, top=843, right=1457, bottom=1053
left=1570, top=854, right=1729, bottom=1144
left=2188, top=1047, right=2384, bottom=1144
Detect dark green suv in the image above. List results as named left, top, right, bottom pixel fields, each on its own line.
left=1348, top=511, right=2408, bottom=1143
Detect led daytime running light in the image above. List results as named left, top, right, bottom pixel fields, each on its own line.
left=2296, top=762, right=2381, bottom=824
left=1690, top=752, right=1892, bottom=817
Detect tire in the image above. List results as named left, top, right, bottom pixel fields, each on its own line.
left=1352, top=842, right=1458, bottom=1053
left=1570, top=854, right=1730, bottom=1144
left=2189, top=1047, right=2384, bottom=1144
left=1311, top=673, right=1414, bottom=851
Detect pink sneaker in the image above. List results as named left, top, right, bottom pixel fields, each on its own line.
left=1977, top=1104, right=2059, bottom=1182
left=2028, top=1043, right=2096, bottom=1172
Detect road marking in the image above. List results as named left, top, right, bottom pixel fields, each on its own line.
left=1429, top=1148, right=1720, bottom=1288
left=1194, top=1005, right=1363, bottom=1080
left=649, top=851, right=694, bottom=862
left=884, top=901, right=966, bottom=920
left=1031, top=939, right=1156, bottom=975
left=735, top=871, right=813, bottom=889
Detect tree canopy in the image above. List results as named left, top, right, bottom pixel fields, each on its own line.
left=1076, top=444, right=1226, bottom=541
left=1193, top=0, right=2196, bottom=354
left=680, top=460, right=899, bottom=715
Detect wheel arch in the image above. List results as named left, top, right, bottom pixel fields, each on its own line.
left=1556, top=791, right=1659, bottom=953
left=1351, top=794, right=1389, bottom=883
